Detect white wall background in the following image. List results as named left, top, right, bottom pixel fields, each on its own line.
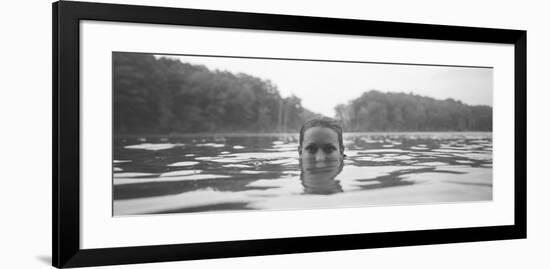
left=1, top=0, right=547, bottom=268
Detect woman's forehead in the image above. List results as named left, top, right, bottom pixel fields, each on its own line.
left=302, top=126, right=339, bottom=144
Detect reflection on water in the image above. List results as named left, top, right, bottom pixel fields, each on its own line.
left=113, top=132, right=492, bottom=216
left=300, top=159, right=343, bottom=195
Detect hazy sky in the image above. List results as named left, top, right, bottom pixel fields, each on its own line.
left=157, top=54, right=493, bottom=117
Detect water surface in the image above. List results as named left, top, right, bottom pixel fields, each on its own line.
left=113, top=132, right=492, bottom=216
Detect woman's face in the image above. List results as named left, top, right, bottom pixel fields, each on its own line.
left=299, top=126, right=342, bottom=161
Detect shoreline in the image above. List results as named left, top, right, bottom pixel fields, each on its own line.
left=114, top=131, right=493, bottom=139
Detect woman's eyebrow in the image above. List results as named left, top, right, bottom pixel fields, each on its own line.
left=306, top=142, right=336, bottom=147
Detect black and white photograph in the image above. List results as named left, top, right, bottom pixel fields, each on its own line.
left=3, top=0, right=544, bottom=268
left=43, top=0, right=532, bottom=268
left=112, top=52, right=493, bottom=216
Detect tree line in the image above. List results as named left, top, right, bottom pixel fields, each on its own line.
left=114, top=52, right=492, bottom=134
left=334, top=90, right=492, bottom=132
left=113, top=52, right=318, bottom=134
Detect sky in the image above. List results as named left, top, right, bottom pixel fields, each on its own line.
left=157, top=54, right=493, bottom=118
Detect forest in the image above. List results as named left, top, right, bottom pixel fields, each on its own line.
left=334, top=90, right=492, bottom=132
left=113, top=52, right=492, bottom=134
left=113, top=53, right=318, bottom=134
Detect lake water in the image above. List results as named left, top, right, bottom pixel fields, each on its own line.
left=113, top=132, right=492, bottom=216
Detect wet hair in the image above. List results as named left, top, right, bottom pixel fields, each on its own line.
left=298, top=117, right=344, bottom=155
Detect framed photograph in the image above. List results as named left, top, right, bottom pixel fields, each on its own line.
left=53, top=0, right=526, bottom=267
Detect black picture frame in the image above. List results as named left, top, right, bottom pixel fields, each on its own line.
left=53, top=1, right=527, bottom=268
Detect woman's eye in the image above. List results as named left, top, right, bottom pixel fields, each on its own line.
left=323, top=146, right=336, bottom=153
left=306, top=146, right=318, bottom=153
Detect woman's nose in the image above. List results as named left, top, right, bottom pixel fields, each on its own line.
left=315, top=151, right=326, bottom=161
